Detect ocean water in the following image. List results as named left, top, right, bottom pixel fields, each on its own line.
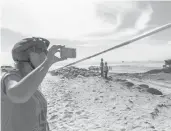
left=52, top=61, right=164, bottom=73
left=109, top=62, right=164, bottom=73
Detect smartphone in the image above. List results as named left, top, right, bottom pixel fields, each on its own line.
left=60, top=47, right=76, bottom=59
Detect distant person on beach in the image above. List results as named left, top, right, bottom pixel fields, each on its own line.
left=100, top=58, right=104, bottom=77
left=1, top=37, right=67, bottom=131
left=104, top=62, right=109, bottom=79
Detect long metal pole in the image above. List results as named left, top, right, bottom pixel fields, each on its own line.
left=58, top=23, right=171, bottom=70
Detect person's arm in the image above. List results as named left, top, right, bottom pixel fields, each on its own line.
left=5, top=45, right=65, bottom=103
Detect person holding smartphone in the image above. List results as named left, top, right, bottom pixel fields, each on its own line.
left=1, top=37, right=67, bottom=131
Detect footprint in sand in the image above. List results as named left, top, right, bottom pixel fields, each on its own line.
left=76, top=110, right=83, bottom=115
left=75, top=111, right=82, bottom=115
left=63, top=110, right=74, bottom=119
left=50, top=114, right=58, bottom=120
left=95, top=98, right=99, bottom=101
left=93, top=89, right=96, bottom=92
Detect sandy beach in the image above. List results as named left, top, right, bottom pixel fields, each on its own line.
left=39, top=67, right=171, bottom=131
left=1, top=1, right=171, bottom=131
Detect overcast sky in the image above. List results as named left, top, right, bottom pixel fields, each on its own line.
left=1, top=0, right=171, bottom=66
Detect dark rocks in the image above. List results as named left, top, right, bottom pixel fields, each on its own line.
left=139, top=84, right=149, bottom=89
left=145, top=69, right=163, bottom=74
left=135, top=83, right=163, bottom=96
left=115, top=79, right=127, bottom=82
left=50, top=66, right=99, bottom=78
left=163, top=67, right=171, bottom=73
left=147, top=88, right=163, bottom=95
left=137, top=84, right=149, bottom=92
left=88, top=66, right=99, bottom=72
left=137, top=84, right=163, bottom=95
left=124, top=81, right=134, bottom=87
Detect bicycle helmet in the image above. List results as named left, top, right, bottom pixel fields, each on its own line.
left=12, top=37, right=50, bottom=62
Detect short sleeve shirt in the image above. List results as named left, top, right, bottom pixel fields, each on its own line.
left=1, top=72, right=49, bottom=131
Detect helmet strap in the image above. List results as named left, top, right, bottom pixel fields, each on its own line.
left=28, top=58, right=35, bottom=69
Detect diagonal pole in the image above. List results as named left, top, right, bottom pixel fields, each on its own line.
left=57, top=23, right=171, bottom=70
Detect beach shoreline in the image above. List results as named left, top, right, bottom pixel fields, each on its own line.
left=40, top=67, right=171, bottom=131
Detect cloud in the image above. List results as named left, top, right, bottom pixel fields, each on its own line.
left=135, top=5, right=153, bottom=30
left=2, top=0, right=152, bottom=40
left=93, top=1, right=138, bottom=32
left=3, top=0, right=167, bottom=42
left=1, top=0, right=170, bottom=64
left=2, top=0, right=116, bottom=39
left=82, top=1, right=154, bottom=41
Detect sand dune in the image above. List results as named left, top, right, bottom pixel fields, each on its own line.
left=40, top=68, right=171, bottom=131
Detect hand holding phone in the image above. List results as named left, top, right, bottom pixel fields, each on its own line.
left=60, top=46, right=76, bottom=59
left=47, top=45, right=66, bottom=65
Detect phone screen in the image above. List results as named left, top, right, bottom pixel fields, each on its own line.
left=61, top=47, right=76, bottom=58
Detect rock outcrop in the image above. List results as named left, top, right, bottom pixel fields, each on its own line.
left=50, top=66, right=99, bottom=78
